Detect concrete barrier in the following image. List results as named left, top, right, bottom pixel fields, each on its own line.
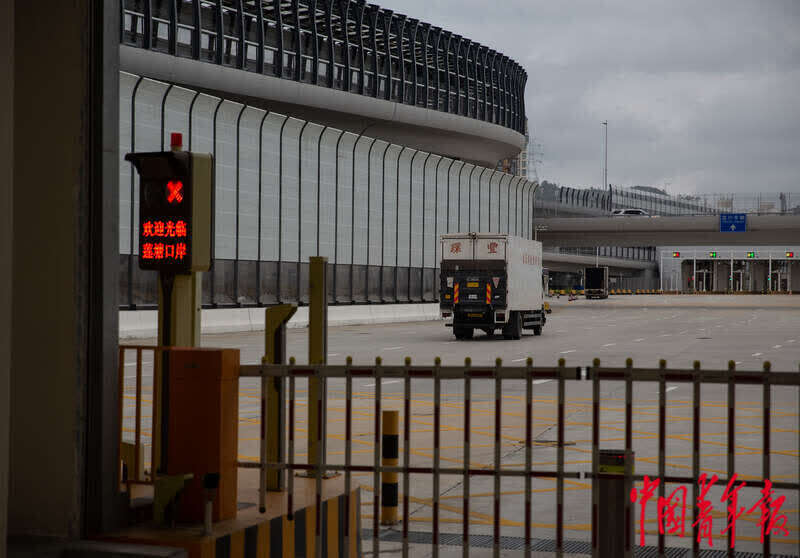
left=119, top=303, right=441, bottom=339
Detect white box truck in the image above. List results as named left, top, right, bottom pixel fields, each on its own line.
left=439, top=233, right=547, bottom=340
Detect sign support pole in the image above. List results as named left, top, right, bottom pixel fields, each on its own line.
left=730, top=252, right=734, bottom=293
left=307, top=257, right=328, bottom=471
left=154, top=271, right=202, bottom=473
left=769, top=253, right=772, bottom=292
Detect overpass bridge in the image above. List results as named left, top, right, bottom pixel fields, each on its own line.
left=543, top=250, right=657, bottom=273
left=119, top=0, right=527, bottom=167
left=535, top=214, right=800, bottom=247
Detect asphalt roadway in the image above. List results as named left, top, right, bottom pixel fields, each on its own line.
left=122, top=295, right=800, bottom=556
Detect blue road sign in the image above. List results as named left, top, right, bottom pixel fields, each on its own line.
left=720, top=213, right=746, bottom=232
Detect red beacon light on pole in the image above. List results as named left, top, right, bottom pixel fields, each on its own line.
left=171, top=132, right=183, bottom=151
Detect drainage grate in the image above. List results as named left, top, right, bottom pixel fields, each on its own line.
left=362, top=530, right=798, bottom=557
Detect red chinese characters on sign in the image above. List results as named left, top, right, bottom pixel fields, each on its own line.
left=141, top=220, right=188, bottom=238
left=140, top=219, right=189, bottom=262
left=141, top=242, right=187, bottom=261
left=630, top=476, right=790, bottom=549
left=487, top=241, right=499, bottom=254
left=450, top=242, right=462, bottom=254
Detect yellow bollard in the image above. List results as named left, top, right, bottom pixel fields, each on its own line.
left=380, top=410, right=400, bottom=524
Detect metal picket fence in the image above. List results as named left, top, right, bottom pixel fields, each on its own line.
left=238, top=358, right=800, bottom=558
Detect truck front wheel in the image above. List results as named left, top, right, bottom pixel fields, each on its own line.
left=454, top=326, right=474, bottom=340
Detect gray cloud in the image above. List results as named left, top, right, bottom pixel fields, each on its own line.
left=376, top=0, right=800, bottom=194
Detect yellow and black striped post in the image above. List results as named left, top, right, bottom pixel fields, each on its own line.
left=380, top=410, right=399, bottom=525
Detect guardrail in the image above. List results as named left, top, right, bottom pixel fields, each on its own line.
left=238, top=357, right=800, bottom=558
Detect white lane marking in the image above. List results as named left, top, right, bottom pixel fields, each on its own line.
left=633, top=338, right=645, bottom=342
left=363, top=380, right=402, bottom=388
left=124, top=362, right=153, bottom=367
left=444, top=341, right=459, bottom=344
left=678, top=330, right=688, bottom=335
left=328, top=353, right=340, bottom=357
left=533, top=379, right=552, bottom=385
left=665, top=386, right=679, bottom=393
left=560, top=349, right=576, bottom=354
left=382, top=346, right=405, bottom=351
left=752, top=352, right=763, bottom=357
left=659, top=334, right=672, bottom=337
left=512, top=358, right=528, bottom=362
left=735, top=361, right=743, bottom=365
left=602, top=343, right=616, bottom=347
left=556, top=330, right=567, bottom=333
left=787, top=339, right=796, bottom=344
left=772, top=345, right=782, bottom=349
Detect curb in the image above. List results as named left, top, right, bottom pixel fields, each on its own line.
left=119, top=303, right=441, bottom=339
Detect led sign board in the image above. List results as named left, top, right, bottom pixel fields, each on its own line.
left=140, top=177, right=192, bottom=271
left=125, top=149, right=213, bottom=273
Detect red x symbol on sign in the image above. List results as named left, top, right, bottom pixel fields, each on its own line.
left=167, top=180, right=184, bottom=204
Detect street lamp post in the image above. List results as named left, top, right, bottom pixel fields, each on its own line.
left=602, top=121, right=608, bottom=209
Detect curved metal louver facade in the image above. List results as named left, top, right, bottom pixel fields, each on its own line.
left=120, top=0, right=528, bottom=134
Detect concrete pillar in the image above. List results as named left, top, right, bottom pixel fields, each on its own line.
left=681, top=261, right=694, bottom=292
left=790, top=261, right=800, bottom=293
left=714, top=262, right=731, bottom=292
left=9, top=0, right=122, bottom=542
left=753, top=262, right=768, bottom=293
left=1, top=1, right=13, bottom=554
left=642, top=268, right=657, bottom=290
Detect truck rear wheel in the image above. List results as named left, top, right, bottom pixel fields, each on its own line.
left=454, top=326, right=474, bottom=340
left=533, top=325, right=542, bottom=336
left=503, top=312, right=522, bottom=340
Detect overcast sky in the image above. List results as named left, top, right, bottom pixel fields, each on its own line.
left=376, top=0, right=800, bottom=194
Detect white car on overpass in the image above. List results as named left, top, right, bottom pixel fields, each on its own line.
left=612, top=208, right=652, bottom=216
